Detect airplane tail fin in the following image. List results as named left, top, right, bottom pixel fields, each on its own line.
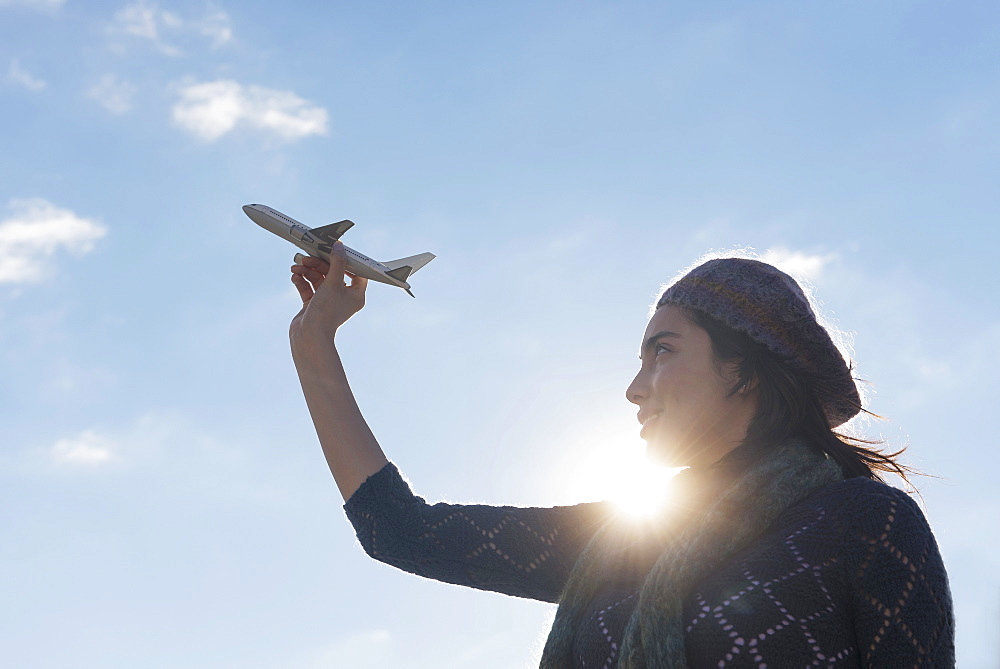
left=382, top=253, right=435, bottom=281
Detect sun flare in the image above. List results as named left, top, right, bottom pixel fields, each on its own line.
left=609, top=462, right=682, bottom=517
left=564, top=437, right=683, bottom=518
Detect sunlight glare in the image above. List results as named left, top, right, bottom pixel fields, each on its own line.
left=562, top=433, right=682, bottom=518
left=610, top=460, right=681, bottom=517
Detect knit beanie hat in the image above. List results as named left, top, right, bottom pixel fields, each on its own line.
left=657, top=257, right=861, bottom=427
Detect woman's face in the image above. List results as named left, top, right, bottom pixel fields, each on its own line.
left=626, top=305, right=758, bottom=469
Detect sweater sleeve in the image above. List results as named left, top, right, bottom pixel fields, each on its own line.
left=343, top=463, right=614, bottom=603
left=844, top=482, right=955, bottom=667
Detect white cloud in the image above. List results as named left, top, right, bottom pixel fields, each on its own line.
left=172, top=79, right=329, bottom=142
left=0, top=198, right=107, bottom=283
left=195, top=8, right=233, bottom=49
left=0, top=0, right=64, bottom=9
left=7, top=58, right=46, bottom=91
left=88, top=73, right=136, bottom=114
left=109, top=1, right=232, bottom=55
left=111, top=0, right=182, bottom=55
left=760, top=246, right=837, bottom=282
left=51, top=429, right=115, bottom=465
left=18, top=411, right=209, bottom=473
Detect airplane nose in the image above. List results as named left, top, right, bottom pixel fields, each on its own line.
left=242, top=204, right=287, bottom=238
left=243, top=204, right=267, bottom=227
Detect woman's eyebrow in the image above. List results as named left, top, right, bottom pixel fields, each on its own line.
left=641, top=330, right=682, bottom=356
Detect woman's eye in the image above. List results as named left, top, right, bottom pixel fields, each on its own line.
left=655, top=343, right=673, bottom=356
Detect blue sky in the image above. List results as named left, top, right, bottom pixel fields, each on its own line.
left=2, top=1, right=997, bottom=666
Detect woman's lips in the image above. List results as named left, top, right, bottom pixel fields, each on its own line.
left=638, top=412, right=662, bottom=439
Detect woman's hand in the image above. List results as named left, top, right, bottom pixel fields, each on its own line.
left=289, top=241, right=368, bottom=352
left=287, top=242, right=387, bottom=499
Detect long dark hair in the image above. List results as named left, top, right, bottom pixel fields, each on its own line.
left=686, top=309, right=915, bottom=485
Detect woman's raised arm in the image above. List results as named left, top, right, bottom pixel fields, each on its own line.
left=289, top=241, right=388, bottom=501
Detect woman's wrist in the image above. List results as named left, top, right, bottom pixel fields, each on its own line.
left=290, top=325, right=339, bottom=363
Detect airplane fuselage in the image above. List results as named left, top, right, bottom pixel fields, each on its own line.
left=243, top=204, right=414, bottom=292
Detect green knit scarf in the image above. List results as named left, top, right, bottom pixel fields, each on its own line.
left=539, top=440, right=843, bottom=668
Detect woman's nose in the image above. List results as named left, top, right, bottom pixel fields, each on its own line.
left=626, top=369, right=647, bottom=405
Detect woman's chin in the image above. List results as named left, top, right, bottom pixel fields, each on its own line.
left=644, top=441, right=685, bottom=468
left=645, top=436, right=711, bottom=470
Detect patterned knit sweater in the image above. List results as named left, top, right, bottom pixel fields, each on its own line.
left=344, top=463, right=954, bottom=667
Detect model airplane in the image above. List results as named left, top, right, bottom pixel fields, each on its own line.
left=243, top=203, right=435, bottom=297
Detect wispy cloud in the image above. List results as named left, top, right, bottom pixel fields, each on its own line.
left=194, top=7, right=232, bottom=48
left=31, top=412, right=203, bottom=472
left=0, top=0, right=64, bottom=10
left=6, top=58, right=46, bottom=91
left=51, top=429, right=115, bottom=465
left=109, top=1, right=233, bottom=55
left=172, top=79, right=329, bottom=142
left=88, top=73, right=136, bottom=114
left=0, top=198, right=107, bottom=283
left=761, top=246, right=837, bottom=282
left=110, top=0, right=183, bottom=55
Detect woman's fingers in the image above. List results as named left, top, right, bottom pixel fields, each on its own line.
left=290, top=272, right=315, bottom=304
left=327, top=242, right=348, bottom=284
left=348, top=274, right=368, bottom=293
left=297, top=253, right=331, bottom=275
left=291, top=253, right=331, bottom=303
left=292, top=256, right=331, bottom=293
left=290, top=243, right=366, bottom=327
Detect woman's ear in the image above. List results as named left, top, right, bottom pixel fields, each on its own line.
left=726, top=362, right=757, bottom=396
left=739, top=372, right=759, bottom=395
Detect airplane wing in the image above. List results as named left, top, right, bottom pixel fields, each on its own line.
left=310, top=219, right=354, bottom=242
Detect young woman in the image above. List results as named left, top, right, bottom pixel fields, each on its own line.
left=289, top=245, right=954, bottom=667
